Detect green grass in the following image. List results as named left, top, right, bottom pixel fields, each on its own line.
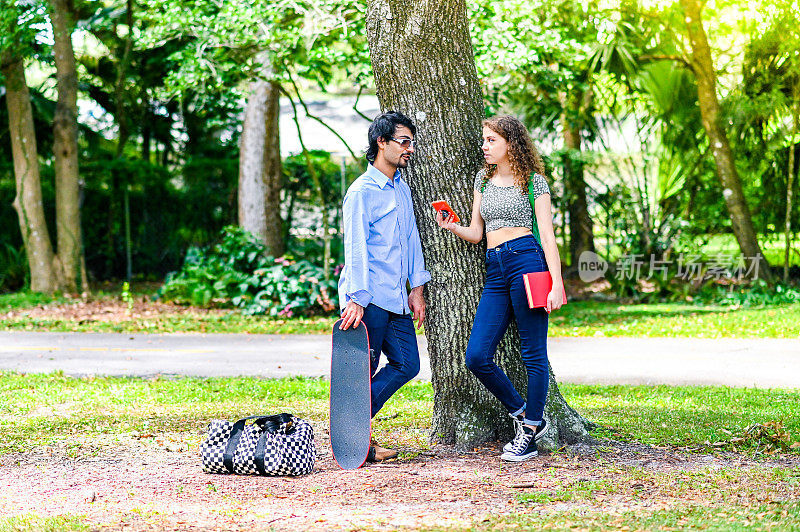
left=1, top=374, right=798, bottom=456
left=0, top=514, right=88, bottom=532
left=548, top=301, right=800, bottom=338
left=0, top=292, right=71, bottom=313
left=699, top=233, right=800, bottom=269
left=0, top=312, right=336, bottom=334
left=470, top=500, right=800, bottom=531
left=0, top=373, right=431, bottom=455
left=516, top=478, right=613, bottom=504
left=440, top=466, right=800, bottom=531
left=562, top=384, right=800, bottom=451
left=506, top=468, right=800, bottom=530
left=596, top=232, right=800, bottom=269
left=2, top=290, right=799, bottom=337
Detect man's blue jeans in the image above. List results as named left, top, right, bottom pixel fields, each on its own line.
left=361, top=304, right=420, bottom=417
left=465, top=234, right=549, bottom=426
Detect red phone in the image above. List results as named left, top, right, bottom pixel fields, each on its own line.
left=431, top=200, right=460, bottom=223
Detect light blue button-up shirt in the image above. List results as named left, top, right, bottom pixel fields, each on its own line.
left=338, top=164, right=431, bottom=314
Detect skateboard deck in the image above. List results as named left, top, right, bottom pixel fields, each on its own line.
left=330, top=319, right=371, bottom=470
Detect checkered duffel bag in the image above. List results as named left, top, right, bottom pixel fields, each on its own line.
left=200, top=413, right=315, bottom=476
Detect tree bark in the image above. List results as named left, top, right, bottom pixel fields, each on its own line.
left=263, top=81, right=285, bottom=257
left=366, top=0, right=593, bottom=451
left=785, top=97, right=798, bottom=282
left=238, top=84, right=269, bottom=244
left=238, top=53, right=274, bottom=249
left=680, top=0, right=772, bottom=280
left=49, top=0, right=85, bottom=293
left=2, top=56, right=58, bottom=294
left=114, top=0, right=134, bottom=159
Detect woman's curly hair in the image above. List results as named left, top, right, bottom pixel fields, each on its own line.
left=482, top=115, right=546, bottom=193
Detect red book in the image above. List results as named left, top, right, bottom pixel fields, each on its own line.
left=522, top=271, right=567, bottom=309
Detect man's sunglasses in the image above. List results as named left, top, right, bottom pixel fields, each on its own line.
left=390, top=137, right=417, bottom=149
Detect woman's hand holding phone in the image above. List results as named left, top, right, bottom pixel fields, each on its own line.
left=432, top=200, right=459, bottom=232
left=435, top=209, right=459, bottom=232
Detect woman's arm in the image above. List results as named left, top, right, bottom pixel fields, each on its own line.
left=534, top=193, right=564, bottom=312
left=435, top=190, right=484, bottom=244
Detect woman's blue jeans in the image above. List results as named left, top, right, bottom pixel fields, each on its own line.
left=361, top=304, right=420, bottom=417
left=465, top=234, right=549, bottom=426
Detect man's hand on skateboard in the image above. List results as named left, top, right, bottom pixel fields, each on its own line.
left=340, top=301, right=364, bottom=330
left=408, top=286, right=426, bottom=330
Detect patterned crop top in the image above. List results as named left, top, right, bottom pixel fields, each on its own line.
left=473, top=169, right=551, bottom=233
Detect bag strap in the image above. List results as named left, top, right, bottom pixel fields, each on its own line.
left=480, top=172, right=542, bottom=246
left=528, top=177, right=542, bottom=246
left=253, top=426, right=290, bottom=475
left=254, top=431, right=271, bottom=476
left=254, top=413, right=295, bottom=475
left=222, top=413, right=293, bottom=474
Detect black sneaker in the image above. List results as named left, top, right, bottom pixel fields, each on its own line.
left=533, top=419, right=551, bottom=442
left=503, top=414, right=525, bottom=453
left=504, top=418, right=550, bottom=452
left=501, top=426, right=538, bottom=462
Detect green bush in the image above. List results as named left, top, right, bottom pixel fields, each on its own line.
left=0, top=243, right=28, bottom=293
left=694, top=279, right=800, bottom=307
left=159, top=226, right=338, bottom=317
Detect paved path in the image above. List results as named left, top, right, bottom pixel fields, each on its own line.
left=0, top=332, right=797, bottom=389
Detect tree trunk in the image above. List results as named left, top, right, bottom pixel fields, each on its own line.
left=561, top=107, right=595, bottom=270
left=366, top=0, right=593, bottom=451
left=263, top=81, right=285, bottom=257
left=114, top=0, right=134, bottom=159
left=2, top=56, right=58, bottom=294
left=238, top=53, right=272, bottom=247
left=49, top=0, right=85, bottom=293
left=785, top=99, right=798, bottom=282
left=680, top=0, right=772, bottom=280
left=114, top=0, right=135, bottom=281
left=142, top=118, right=151, bottom=161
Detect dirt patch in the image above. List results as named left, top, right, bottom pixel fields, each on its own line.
left=2, top=298, right=226, bottom=324
left=2, top=429, right=798, bottom=531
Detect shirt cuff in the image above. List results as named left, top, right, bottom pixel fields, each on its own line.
left=409, top=271, right=431, bottom=289
left=347, top=290, right=372, bottom=308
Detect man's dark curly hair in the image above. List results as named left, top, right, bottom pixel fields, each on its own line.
left=365, top=111, right=417, bottom=162
left=482, top=115, right=546, bottom=193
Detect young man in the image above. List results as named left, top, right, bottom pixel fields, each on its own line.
left=338, top=111, right=430, bottom=462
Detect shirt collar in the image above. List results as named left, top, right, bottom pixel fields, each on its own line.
left=365, top=164, right=401, bottom=189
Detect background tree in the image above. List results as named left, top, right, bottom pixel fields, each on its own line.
left=585, top=5, right=711, bottom=267
left=141, top=0, right=364, bottom=257
left=366, top=0, right=593, bottom=450
left=732, top=1, right=800, bottom=281
left=238, top=51, right=274, bottom=250
left=49, top=0, right=86, bottom=292
left=677, top=0, right=772, bottom=279
left=1, top=2, right=57, bottom=293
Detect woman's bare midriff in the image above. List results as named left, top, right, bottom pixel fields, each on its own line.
left=486, top=226, right=532, bottom=249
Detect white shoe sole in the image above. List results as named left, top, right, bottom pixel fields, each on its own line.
left=501, top=449, right=539, bottom=462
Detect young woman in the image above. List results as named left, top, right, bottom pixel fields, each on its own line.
left=435, top=115, right=564, bottom=462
